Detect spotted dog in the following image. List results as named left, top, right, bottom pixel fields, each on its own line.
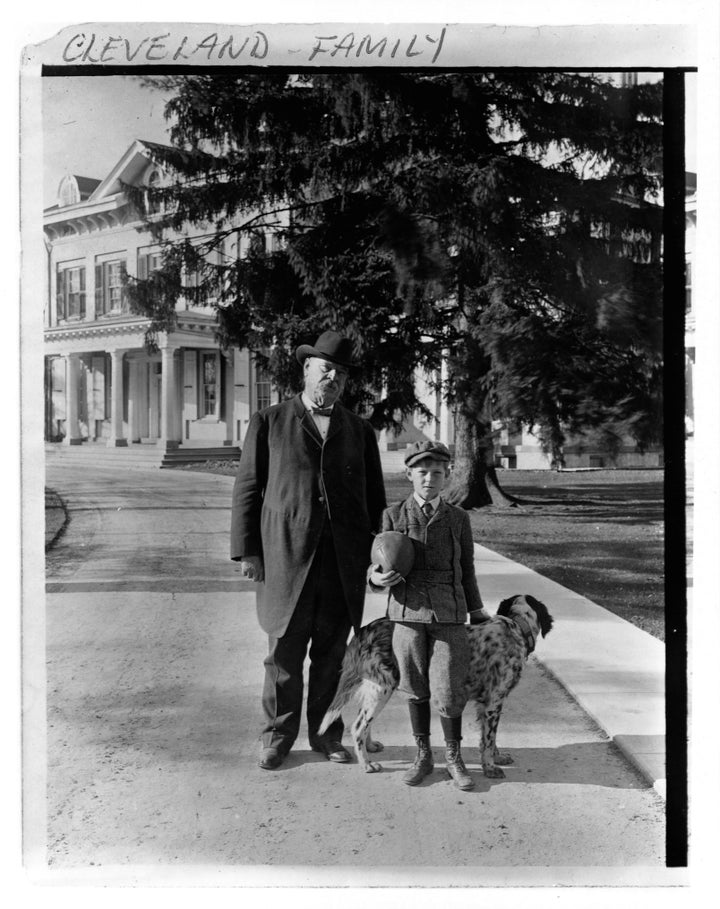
left=319, top=594, right=554, bottom=777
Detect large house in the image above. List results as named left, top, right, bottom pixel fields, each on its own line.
left=44, top=139, right=675, bottom=470
left=44, top=140, right=274, bottom=463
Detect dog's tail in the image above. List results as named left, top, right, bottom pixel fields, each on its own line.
left=317, top=633, right=367, bottom=736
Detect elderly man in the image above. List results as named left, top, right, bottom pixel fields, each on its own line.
left=231, top=330, right=387, bottom=770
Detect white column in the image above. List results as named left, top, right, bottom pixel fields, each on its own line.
left=161, top=345, right=180, bottom=448
left=127, top=359, right=140, bottom=443
left=223, top=352, right=234, bottom=446
left=107, top=348, right=128, bottom=447
left=137, top=360, right=149, bottom=439
left=232, top=348, right=250, bottom=445
left=63, top=354, right=83, bottom=445
left=148, top=362, right=160, bottom=441
left=182, top=350, right=197, bottom=443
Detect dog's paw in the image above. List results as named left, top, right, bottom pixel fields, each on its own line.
left=493, top=751, right=514, bottom=766
left=482, top=764, right=506, bottom=779
left=363, top=761, right=383, bottom=773
left=365, top=739, right=384, bottom=753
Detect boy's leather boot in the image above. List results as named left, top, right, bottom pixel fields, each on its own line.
left=402, top=734, right=434, bottom=785
left=403, top=699, right=433, bottom=785
left=444, top=739, right=475, bottom=791
left=440, top=715, right=474, bottom=790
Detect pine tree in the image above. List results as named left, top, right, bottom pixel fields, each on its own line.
left=128, top=71, right=664, bottom=507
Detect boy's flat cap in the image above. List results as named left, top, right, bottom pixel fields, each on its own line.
left=404, top=440, right=452, bottom=467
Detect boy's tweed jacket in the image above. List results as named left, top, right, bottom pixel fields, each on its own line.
left=372, top=495, right=484, bottom=623
left=231, top=394, right=386, bottom=637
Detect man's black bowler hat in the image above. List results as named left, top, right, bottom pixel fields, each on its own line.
left=296, top=330, right=356, bottom=368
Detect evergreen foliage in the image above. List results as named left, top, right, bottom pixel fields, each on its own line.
left=127, top=71, right=664, bottom=505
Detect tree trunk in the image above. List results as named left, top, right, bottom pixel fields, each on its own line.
left=445, top=411, right=519, bottom=509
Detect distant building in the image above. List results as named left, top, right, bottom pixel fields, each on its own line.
left=44, top=141, right=276, bottom=458
left=44, top=139, right=678, bottom=470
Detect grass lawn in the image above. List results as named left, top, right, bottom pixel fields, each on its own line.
left=386, top=468, right=666, bottom=641
left=180, top=462, right=668, bottom=641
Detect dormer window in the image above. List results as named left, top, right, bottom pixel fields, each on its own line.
left=144, top=165, right=165, bottom=215
left=58, top=175, right=80, bottom=208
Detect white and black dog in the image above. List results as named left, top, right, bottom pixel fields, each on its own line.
left=319, top=594, right=554, bottom=777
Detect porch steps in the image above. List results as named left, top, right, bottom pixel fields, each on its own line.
left=44, top=442, right=241, bottom=471
left=159, top=447, right=241, bottom=469
left=45, top=442, right=164, bottom=470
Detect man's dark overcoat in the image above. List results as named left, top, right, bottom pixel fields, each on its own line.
left=231, top=394, right=386, bottom=637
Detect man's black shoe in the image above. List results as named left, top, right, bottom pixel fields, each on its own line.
left=259, top=746, right=288, bottom=770
left=309, top=737, right=351, bottom=763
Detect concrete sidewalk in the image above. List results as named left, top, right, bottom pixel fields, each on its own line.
left=468, top=544, right=665, bottom=797
left=356, top=543, right=665, bottom=797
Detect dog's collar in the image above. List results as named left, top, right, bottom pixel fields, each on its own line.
left=512, top=614, right=537, bottom=654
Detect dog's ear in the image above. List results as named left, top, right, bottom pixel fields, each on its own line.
left=526, top=594, right=554, bottom=637
left=496, top=596, right=516, bottom=618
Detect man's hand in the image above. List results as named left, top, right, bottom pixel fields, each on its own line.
left=240, top=556, right=264, bottom=583
left=369, top=564, right=404, bottom=588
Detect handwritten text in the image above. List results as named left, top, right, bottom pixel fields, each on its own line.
left=62, top=31, right=270, bottom=64
left=308, top=29, right=446, bottom=64
left=59, top=27, right=448, bottom=66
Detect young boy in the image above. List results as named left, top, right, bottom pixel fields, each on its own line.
left=369, top=440, right=492, bottom=790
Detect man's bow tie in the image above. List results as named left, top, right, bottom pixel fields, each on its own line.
left=308, top=406, right=334, bottom=417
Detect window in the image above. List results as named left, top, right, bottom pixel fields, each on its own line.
left=56, top=265, right=86, bottom=320
left=58, top=175, right=80, bottom=207
left=138, top=250, right=162, bottom=278
left=247, top=232, right=266, bottom=257
left=145, top=166, right=165, bottom=215
left=135, top=250, right=163, bottom=310
left=95, top=259, right=128, bottom=315
left=107, top=262, right=125, bottom=311
left=255, top=360, right=272, bottom=412
left=218, top=235, right=240, bottom=309
left=147, top=252, right=162, bottom=273
left=200, top=352, right=219, bottom=418
left=183, top=258, right=202, bottom=308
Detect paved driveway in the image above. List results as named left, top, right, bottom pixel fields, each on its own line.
left=36, top=462, right=670, bottom=883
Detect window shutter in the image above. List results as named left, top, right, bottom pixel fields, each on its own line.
left=120, top=261, right=128, bottom=312
left=95, top=264, right=104, bottom=315
left=137, top=254, right=149, bottom=310
left=56, top=270, right=65, bottom=321
left=79, top=267, right=86, bottom=318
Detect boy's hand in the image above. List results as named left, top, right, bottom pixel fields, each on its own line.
left=369, top=565, right=404, bottom=587
left=469, top=608, right=492, bottom=624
